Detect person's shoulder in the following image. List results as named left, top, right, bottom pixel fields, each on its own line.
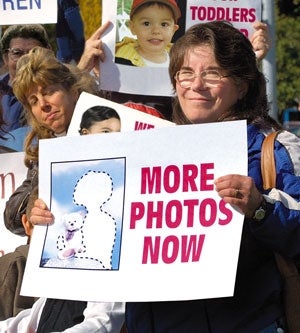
left=115, top=37, right=138, bottom=56
left=15, top=244, right=30, bottom=257
left=282, top=107, right=298, bottom=117
left=276, top=129, right=300, bottom=145
left=0, top=245, right=28, bottom=266
left=0, top=126, right=30, bottom=152
left=165, top=43, right=173, bottom=52
left=0, top=72, right=9, bottom=82
left=0, top=73, right=10, bottom=93
left=0, top=245, right=28, bottom=264
left=0, top=145, right=17, bottom=153
left=115, top=57, right=135, bottom=66
left=115, top=41, right=144, bottom=66
left=116, top=36, right=137, bottom=49
left=273, top=130, right=300, bottom=174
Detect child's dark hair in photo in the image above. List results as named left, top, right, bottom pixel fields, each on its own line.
left=79, top=105, right=121, bottom=135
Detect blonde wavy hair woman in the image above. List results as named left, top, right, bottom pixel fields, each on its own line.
left=4, top=46, right=98, bottom=236
left=13, top=46, right=98, bottom=167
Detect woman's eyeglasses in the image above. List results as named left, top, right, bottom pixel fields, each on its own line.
left=175, top=69, right=229, bottom=89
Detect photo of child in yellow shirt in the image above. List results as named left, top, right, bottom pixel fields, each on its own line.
left=115, top=0, right=181, bottom=67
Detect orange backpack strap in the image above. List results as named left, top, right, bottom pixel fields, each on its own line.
left=261, top=131, right=281, bottom=190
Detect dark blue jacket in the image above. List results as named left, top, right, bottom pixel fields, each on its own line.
left=126, top=124, right=300, bottom=333
left=0, top=73, right=25, bottom=132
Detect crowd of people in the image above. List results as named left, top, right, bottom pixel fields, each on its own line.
left=1, top=1, right=300, bottom=332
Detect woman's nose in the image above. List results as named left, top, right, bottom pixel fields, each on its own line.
left=191, top=76, right=207, bottom=91
left=39, top=97, right=51, bottom=112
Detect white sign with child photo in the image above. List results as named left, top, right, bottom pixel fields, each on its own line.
left=100, top=0, right=261, bottom=96
left=22, top=119, right=248, bottom=302
left=67, top=92, right=175, bottom=136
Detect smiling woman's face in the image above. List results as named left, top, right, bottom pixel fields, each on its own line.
left=176, top=44, right=247, bottom=124
left=27, top=83, right=78, bottom=134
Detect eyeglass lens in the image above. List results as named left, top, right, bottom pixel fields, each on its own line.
left=7, top=48, right=28, bottom=61
left=176, top=70, right=224, bottom=88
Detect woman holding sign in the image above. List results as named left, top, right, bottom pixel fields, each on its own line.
left=21, top=21, right=275, bottom=333
left=1, top=43, right=165, bottom=332
left=0, top=46, right=126, bottom=332
left=124, top=21, right=300, bottom=333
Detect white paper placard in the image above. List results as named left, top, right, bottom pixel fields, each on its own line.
left=185, top=0, right=262, bottom=38
left=67, top=92, right=175, bottom=136
left=22, top=120, right=248, bottom=302
left=100, top=0, right=261, bottom=96
left=0, top=152, right=27, bottom=256
left=0, top=0, right=57, bottom=25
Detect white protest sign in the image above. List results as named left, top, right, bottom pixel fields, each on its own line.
left=101, top=0, right=261, bottom=96
left=186, top=0, right=262, bottom=38
left=0, top=0, right=57, bottom=25
left=0, top=152, right=27, bottom=256
left=22, top=120, right=247, bottom=302
left=67, top=92, right=175, bottom=136
left=100, top=0, right=173, bottom=96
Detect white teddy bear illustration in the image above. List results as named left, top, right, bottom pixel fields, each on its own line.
left=57, top=210, right=86, bottom=260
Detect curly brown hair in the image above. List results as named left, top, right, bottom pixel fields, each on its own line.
left=169, top=21, right=279, bottom=130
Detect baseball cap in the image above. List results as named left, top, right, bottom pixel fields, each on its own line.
left=130, top=0, right=181, bottom=21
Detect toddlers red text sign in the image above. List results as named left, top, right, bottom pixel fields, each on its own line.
left=186, top=0, right=262, bottom=37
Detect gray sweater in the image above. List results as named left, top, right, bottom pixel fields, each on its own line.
left=0, top=244, right=37, bottom=320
